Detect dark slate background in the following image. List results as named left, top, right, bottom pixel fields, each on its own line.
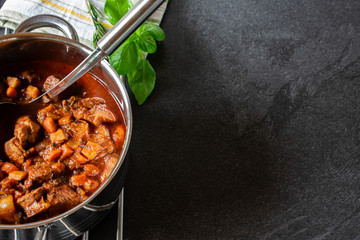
left=124, top=1, right=360, bottom=239
left=2, top=0, right=360, bottom=239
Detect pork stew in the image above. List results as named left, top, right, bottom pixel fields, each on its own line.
left=0, top=62, right=126, bottom=224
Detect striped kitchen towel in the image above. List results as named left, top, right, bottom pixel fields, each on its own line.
left=0, top=0, right=167, bottom=48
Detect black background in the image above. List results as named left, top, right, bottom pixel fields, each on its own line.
left=2, top=1, right=360, bottom=239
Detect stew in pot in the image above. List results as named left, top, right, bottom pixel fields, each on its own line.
left=0, top=61, right=125, bottom=224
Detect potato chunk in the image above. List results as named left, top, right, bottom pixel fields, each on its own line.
left=25, top=85, right=40, bottom=99
left=8, top=171, right=27, bottom=181
left=0, top=195, right=16, bottom=223
left=6, top=77, right=21, bottom=89
left=1, top=162, right=19, bottom=174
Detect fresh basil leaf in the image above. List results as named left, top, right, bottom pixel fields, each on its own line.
left=104, top=0, right=132, bottom=25
left=137, top=35, right=157, bottom=54
left=142, top=24, right=165, bottom=41
left=110, top=41, right=139, bottom=75
left=128, top=59, right=156, bottom=105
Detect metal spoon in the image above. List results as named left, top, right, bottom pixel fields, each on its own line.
left=0, top=0, right=165, bottom=105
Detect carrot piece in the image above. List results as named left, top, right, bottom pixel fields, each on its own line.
left=6, top=87, right=17, bottom=99
left=72, top=152, right=88, bottom=164
left=25, top=85, right=40, bottom=99
left=1, top=163, right=19, bottom=174
left=0, top=195, right=16, bottom=223
left=43, top=117, right=57, bottom=133
left=58, top=115, right=73, bottom=126
left=8, top=171, right=27, bottom=181
left=66, top=138, right=81, bottom=150
left=112, top=124, right=126, bottom=146
left=83, top=164, right=100, bottom=177
left=70, top=174, right=87, bottom=187
left=45, top=149, right=62, bottom=162
left=22, top=159, right=32, bottom=172
left=6, top=77, right=21, bottom=89
left=50, top=129, right=67, bottom=144
left=24, top=147, right=36, bottom=158
left=59, top=144, right=74, bottom=160
left=81, top=141, right=103, bottom=160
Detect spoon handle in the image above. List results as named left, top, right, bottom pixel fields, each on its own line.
left=98, top=0, right=165, bottom=55
left=39, top=0, right=165, bottom=101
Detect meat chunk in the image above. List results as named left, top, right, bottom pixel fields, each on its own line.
left=47, top=185, right=80, bottom=214
left=92, top=125, right=114, bottom=154
left=20, top=70, right=39, bottom=84
left=83, top=164, right=100, bottom=177
left=0, top=177, right=18, bottom=190
left=100, top=154, right=119, bottom=182
left=4, top=137, right=26, bottom=165
left=112, top=124, right=126, bottom=147
left=16, top=187, right=50, bottom=217
left=42, top=178, right=64, bottom=191
left=64, top=97, right=116, bottom=127
left=27, top=162, right=65, bottom=184
left=14, top=116, right=40, bottom=146
left=37, top=104, right=61, bottom=125
left=68, top=120, right=89, bottom=141
left=70, top=174, right=99, bottom=193
left=43, top=75, right=61, bottom=92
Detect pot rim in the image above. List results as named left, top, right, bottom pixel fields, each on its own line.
left=0, top=32, right=133, bottom=229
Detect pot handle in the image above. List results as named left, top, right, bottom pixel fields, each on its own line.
left=14, top=14, right=79, bottom=41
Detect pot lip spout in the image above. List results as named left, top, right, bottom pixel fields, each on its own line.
left=0, top=33, right=133, bottom=229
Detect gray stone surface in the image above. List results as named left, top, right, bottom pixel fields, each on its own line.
left=124, top=0, right=360, bottom=239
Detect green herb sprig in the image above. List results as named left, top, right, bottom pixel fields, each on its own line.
left=87, top=2, right=107, bottom=49
left=88, top=0, right=165, bottom=105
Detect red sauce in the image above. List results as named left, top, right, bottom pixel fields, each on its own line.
left=0, top=60, right=126, bottom=224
